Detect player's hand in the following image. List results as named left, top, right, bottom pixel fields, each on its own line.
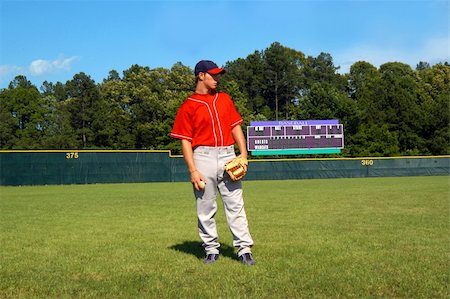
left=190, top=170, right=206, bottom=191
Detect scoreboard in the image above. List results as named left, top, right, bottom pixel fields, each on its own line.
left=247, top=119, right=344, bottom=156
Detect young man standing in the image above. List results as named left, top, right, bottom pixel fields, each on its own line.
left=171, top=60, right=255, bottom=265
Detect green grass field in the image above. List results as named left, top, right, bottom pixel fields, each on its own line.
left=1, top=176, right=449, bottom=298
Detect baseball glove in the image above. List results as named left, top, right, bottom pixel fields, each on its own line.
left=224, top=156, right=248, bottom=181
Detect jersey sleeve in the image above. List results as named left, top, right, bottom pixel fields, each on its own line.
left=170, top=102, right=193, bottom=141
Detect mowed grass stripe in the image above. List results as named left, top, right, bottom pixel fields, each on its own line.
left=0, top=176, right=448, bottom=298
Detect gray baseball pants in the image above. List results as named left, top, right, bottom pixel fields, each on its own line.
left=193, top=145, right=254, bottom=257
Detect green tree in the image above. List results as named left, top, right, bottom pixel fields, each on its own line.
left=65, top=72, right=103, bottom=148
left=378, top=62, right=425, bottom=155
left=416, top=61, right=431, bottom=71
left=103, top=69, right=121, bottom=82
left=223, top=42, right=306, bottom=121
left=301, top=52, right=346, bottom=94
left=295, top=83, right=341, bottom=119
left=223, top=52, right=268, bottom=117
left=122, top=65, right=168, bottom=149
left=1, top=43, right=446, bottom=156
left=345, top=61, right=384, bottom=155
left=221, top=80, right=253, bottom=126
left=348, top=124, right=400, bottom=157
left=163, top=63, right=195, bottom=153
left=40, top=95, right=78, bottom=149
left=262, top=42, right=305, bottom=120
left=99, top=78, right=135, bottom=149
left=121, top=63, right=194, bottom=150
left=417, top=63, right=450, bottom=154
left=0, top=95, right=17, bottom=148
left=41, top=81, right=66, bottom=101
left=0, top=76, right=50, bottom=148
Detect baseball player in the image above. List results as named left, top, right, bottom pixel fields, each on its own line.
left=170, top=60, right=255, bottom=265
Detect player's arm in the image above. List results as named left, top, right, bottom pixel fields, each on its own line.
left=181, top=139, right=205, bottom=190
left=232, top=125, right=248, bottom=159
left=181, top=139, right=196, bottom=173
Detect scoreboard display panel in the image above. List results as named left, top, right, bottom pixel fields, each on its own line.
left=247, top=120, right=344, bottom=156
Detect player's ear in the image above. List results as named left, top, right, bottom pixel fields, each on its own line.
left=197, top=72, right=206, bottom=81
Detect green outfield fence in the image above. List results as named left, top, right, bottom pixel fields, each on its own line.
left=0, top=150, right=448, bottom=186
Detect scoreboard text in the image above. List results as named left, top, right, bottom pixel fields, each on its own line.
left=247, top=120, right=344, bottom=156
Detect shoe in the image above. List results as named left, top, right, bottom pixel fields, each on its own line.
left=239, top=253, right=255, bottom=265
left=204, top=254, right=219, bottom=264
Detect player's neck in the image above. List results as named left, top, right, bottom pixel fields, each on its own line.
left=195, top=84, right=216, bottom=95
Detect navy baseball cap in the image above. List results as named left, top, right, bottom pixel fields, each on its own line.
left=194, top=60, right=225, bottom=76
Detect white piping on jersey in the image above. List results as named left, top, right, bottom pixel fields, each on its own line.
left=212, top=95, right=224, bottom=146
left=231, top=119, right=243, bottom=127
left=170, top=133, right=192, bottom=141
left=187, top=93, right=222, bottom=146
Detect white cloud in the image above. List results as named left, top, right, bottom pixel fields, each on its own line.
left=29, top=55, right=79, bottom=76
left=0, top=55, right=79, bottom=87
left=29, top=60, right=51, bottom=76
left=0, top=64, right=25, bottom=77
left=334, top=36, right=450, bottom=73
left=0, top=65, right=26, bottom=87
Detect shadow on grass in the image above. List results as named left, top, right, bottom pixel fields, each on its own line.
left=169, top=240, right=238, bottom=261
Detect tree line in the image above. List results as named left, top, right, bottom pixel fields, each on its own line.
left=1, top=42, right=449, bottom=157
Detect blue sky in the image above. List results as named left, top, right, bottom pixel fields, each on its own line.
left=0, top=0, right=448, bottom=89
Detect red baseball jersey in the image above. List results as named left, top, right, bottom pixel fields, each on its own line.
left=171, top=92, right=243, bottom=148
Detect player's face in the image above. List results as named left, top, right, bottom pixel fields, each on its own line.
left=203, top=72, right=219, bottom=90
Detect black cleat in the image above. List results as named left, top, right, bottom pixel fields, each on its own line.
left=204, top=254, right=219, bottom=264
left=239, top=253, right=256, bottom=266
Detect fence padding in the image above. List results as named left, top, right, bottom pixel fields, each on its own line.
left=0, top=151, right=171, bottom=185
left=245, top=157, right=449, bottom=180
left=0, top=151, right=448, bottom=186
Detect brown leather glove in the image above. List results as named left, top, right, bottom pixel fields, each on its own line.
left=224, top=156, right=248, bottom=181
